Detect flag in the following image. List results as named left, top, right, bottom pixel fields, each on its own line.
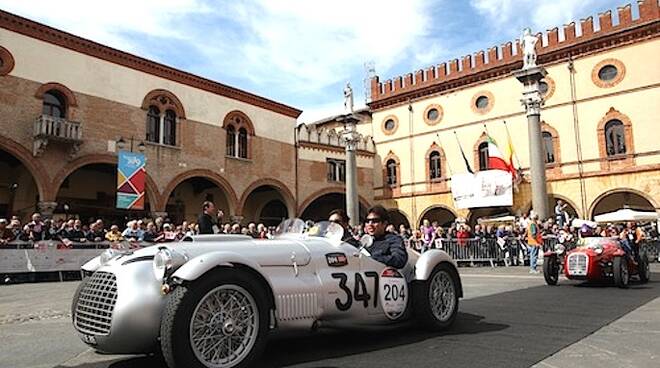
left=503, top=130, right=517, bottom=180
left=486, top=134, right=512, bottom=172
left=504, top=121, right=522, bottom=183
left=455, top=134, right=474, bottom=174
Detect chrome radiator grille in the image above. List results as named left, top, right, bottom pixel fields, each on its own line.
left=74, top=272, right=118, bottom=335
left=567, top=253, right=588, bottom=276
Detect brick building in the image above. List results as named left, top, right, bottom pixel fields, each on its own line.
left=0, top=10, right=375, bottom=225
left=365, top=1, right=660, bottom=228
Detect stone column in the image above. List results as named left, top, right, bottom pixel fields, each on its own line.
left=37, top=201, right=58, bottom=218
left=514, top=66, right=549, bottom=219
left=340, top=114, right=361, bottom=227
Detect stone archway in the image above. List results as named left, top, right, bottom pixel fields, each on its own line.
left=54, top=162, right=157, bottom=225
left=589, top=188, right=657, bottom=219
left=240, top=182, right=294, bottom=226
left=0, top=138, right=49, bottom=204
left=162, top=171, right=238, bottom=224
left=418, top=205, right=458, bottom=228
left=238, top=178, right=295, bottom=221
left=387, top=208, right=411, bottom=229
left=467, top=207, right=511, bottom=227
left=51, top=154, right=160, bottom=209
left=0, top=148, right=42, bottom=219
left=299, top=189, right=369, bottom=223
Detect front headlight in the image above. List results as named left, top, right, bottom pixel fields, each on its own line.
left=594, top=246, right=603, bottom=255
left=100, top=248, right=120, bottom=265
left=153, top=248, right=187, bottom=281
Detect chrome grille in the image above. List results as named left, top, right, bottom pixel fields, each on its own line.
left=74, top=272, right=117, bottom=335
left=567, top=253, right=588, bottom=276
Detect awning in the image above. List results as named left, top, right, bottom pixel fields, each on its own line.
left=593, top=208, right=659, bottom=223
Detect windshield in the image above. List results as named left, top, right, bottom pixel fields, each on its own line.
left=274, top=218, right=344, bottom=241
left=578, top=237, right=620, bottom=249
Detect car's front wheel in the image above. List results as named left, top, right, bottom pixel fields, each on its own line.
left=543, top=255, right=559, bottom=286
left=160, top=270, right=269, bottom=368
left=613, top=256, right=629, bottom=288
left=414, top=263, right=459, bottom=331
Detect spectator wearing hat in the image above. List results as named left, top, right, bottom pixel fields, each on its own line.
left=105, top=225, right=123, bottom=242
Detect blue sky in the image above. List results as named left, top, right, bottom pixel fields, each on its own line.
left=0, top=0, right=629, bottom=122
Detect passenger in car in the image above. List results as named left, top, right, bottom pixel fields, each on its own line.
left=328, top=209, right=360, bottom=248
left=363, top=205, right=408, bottom=269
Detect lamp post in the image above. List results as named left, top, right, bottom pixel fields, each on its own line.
left=116, top=136, right=146, bottom=153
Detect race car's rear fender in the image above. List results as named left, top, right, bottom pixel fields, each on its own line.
left=414, top=250, right=463, bottom=297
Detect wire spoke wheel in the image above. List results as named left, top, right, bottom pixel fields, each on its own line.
left=189, top=285, right=259, bottom=368
left=429, top=270, right=456, bottom=322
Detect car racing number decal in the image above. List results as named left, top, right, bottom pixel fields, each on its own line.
left=331, top=272, right=379, bottom=311
left=380, top=268, right=407, bottom=320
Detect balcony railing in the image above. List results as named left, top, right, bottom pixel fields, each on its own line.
left=33, top=115, right=83, bottom=157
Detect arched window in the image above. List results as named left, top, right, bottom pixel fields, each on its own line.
left=238, top=128, right=248, bottom=159
left=429, top=151, right=441, bottom=179
left=478, top=142, right=489, bottom=171
left=226, top=125, right=236, bottom=156
left=542, top=132, right=555, bottom=163
left=223, top=111, right=254, bottom=159
left=163, top=110, right=177, bottom=146
left=604, top=119, right=626, bottom=156
left=146, top=106, right=160, bottom=143
left=145, top=107, right=177, bottom=146
left=42, top=90, right=66, bottom=118
left=386, top=159, right=397, bottom=186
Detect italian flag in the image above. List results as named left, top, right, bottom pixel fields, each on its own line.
left=487, top=134, right=513, bottom=173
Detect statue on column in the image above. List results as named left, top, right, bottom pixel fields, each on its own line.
left=520, top=28, right=538, bottom=70
left=343, top=82, right=354, bottom=114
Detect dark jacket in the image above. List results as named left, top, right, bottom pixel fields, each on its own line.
left=369, top=233, right=408, bottom=269
left=342, top=232, right=361, bottom=248
left=197, top=213, right=216, bottom=235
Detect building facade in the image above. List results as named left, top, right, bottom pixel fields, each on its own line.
left=0, top=10, right=374, bottom=225
left=368, top=1, right=660, bottom=228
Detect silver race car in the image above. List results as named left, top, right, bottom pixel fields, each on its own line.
left=72, top=219, right=463, bottom=368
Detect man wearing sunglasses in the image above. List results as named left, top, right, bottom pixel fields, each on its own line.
left=328, top=209, right=360, bottom=248
left=363, top=205, right=408, bottom=269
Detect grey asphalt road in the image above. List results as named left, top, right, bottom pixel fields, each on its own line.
left=1, top=267, right=658, bottom=368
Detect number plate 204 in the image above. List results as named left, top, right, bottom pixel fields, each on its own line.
left=380, top=268, right=407, bottom=320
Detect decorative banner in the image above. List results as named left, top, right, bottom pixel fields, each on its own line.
left=451, top=170, right=513, bottom=209
left=117, top=151, right=146, bottom=210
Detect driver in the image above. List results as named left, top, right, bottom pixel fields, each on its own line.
left=329, top=209, right=360, bottom=248
left=363, top=205, right=408, bottom=269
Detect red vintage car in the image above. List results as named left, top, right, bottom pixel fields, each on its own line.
left=543, top=237, right=651, bottom=288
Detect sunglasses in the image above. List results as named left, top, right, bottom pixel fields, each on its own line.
left=365, top=218, right=382, bottom=224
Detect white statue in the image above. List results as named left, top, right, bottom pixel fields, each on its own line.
left=343, top=82, right=354, bottom=113
left=520, top=28, right=538, bottom=70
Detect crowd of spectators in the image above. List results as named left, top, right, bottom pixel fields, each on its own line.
left=0, top=211, right=279, bottom=246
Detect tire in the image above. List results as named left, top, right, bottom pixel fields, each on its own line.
left=613, top=256, right=629, bottom=289
left=413, top=263, right=460, bottom=331
left=160, top=270, right=270, bottom=368
left=638, top=252, right=651, bottom=284
left=543, top=255, right=559, bottom=286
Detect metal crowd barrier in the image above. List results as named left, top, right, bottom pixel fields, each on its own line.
left=1, top=240, right=151, bottom=283
left=405, top=236, right=580, bottom=267
left=405, top=235, right=660, bottom=266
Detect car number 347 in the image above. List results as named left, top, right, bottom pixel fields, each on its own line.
left=331, top=269, right=407, bottom=317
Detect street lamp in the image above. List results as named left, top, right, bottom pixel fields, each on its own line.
left=116, top=136, right=146, bottom=153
